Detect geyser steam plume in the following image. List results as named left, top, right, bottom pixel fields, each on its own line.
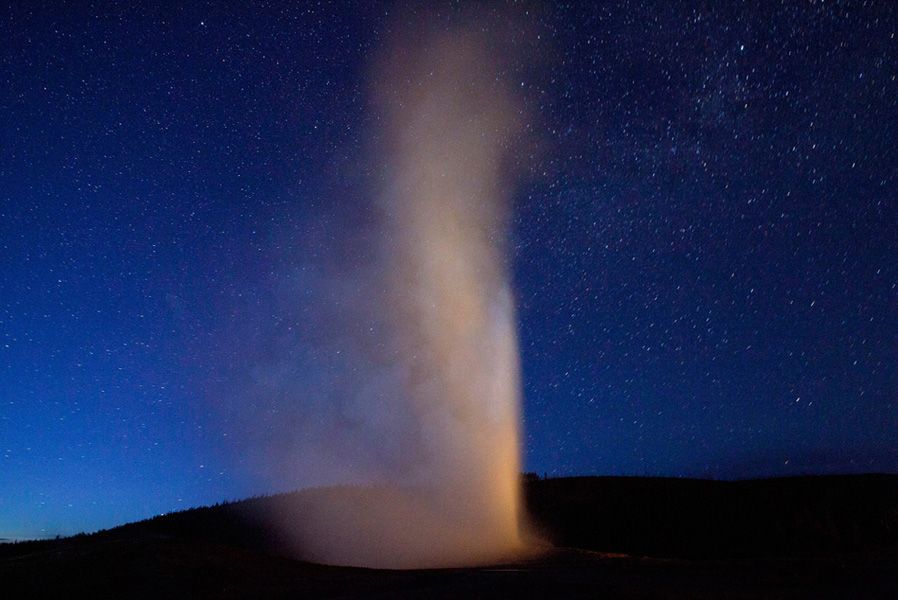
left=226, top=14, right=535, bottom=569
left=369, top=22, right=527, bottom=566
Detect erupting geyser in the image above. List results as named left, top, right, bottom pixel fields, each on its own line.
left=369, top=23, right=528, bottom=566
left=232, top=13, right=536, bottom=569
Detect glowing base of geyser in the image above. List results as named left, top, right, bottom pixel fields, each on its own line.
left=266, top=15, right=537, bottom=570
left=273, top=483, right=532, bottom=569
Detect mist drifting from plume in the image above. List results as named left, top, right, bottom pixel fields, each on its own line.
left=215, top=13, right=534, bottom=569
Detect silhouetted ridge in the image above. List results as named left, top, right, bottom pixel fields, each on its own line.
left=3, top=475, right=896, bottom=562
left=525, top=474, right=898, bottom=558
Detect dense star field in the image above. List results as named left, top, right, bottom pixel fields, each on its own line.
left=1, top=1, right=895, bottom=541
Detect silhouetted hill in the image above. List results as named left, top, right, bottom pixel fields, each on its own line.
left=2, top=475, right=897, bottom=598
left=525, top=474, right=898, bottom=559
left=4, top=474, right=896, bottom=562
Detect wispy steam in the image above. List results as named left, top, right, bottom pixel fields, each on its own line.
left=213, top=10, right=534, bottom=568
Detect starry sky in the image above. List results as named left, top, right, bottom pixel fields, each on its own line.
left=1, top=1, right=896, bottom=539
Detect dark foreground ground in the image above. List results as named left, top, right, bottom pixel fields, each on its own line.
left=3, top=475, right=897, bottom=598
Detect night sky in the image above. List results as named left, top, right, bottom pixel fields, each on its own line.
left=2, top=2, right=896, bottom=540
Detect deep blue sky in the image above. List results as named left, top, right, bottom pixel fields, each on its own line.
left=2, top=2, right=896, bottom=539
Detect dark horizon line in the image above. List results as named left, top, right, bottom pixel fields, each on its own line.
left=5, top=470, right=897, bottom=543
